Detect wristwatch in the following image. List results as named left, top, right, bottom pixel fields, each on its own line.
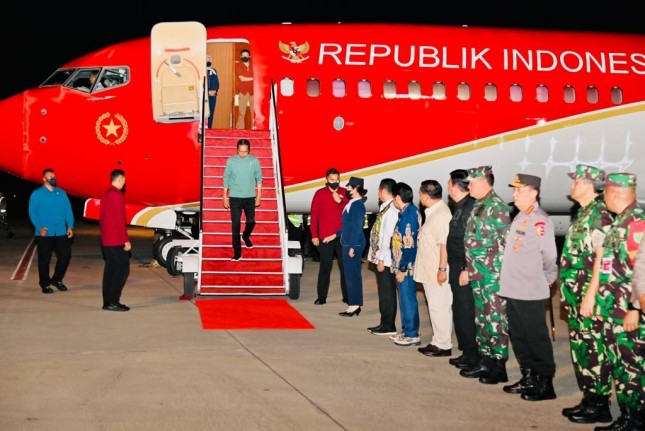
left=438, top=267, right=447, bottom=272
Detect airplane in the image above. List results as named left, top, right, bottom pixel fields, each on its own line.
left=1, top=21, right=644, bottom=292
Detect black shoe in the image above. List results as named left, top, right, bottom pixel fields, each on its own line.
left=568, top=393, right=612, bottom=424
left=460, top=364, right=489, bottom=379
left=449, top=354, right=464, bottom=366
left=367, top=324, right=383, bottom=332
left=231, top=255, right=241, bottom=261
left=102, top=303, right=129, bottom=312
left=503, top=368, right=537, bottom=394
left=41, top=287, right=54, bottom=294
left=242, top=236, right=253, bottom=249
left=371, top=327, right=397, bottom=336
left=314, top=298, right=326, bottom=305
left=521, top=375, right=556, bottom=401
left=339, top=307, right=361, bottom=317
left=51, top=281, right=68, bottom=291
left=418, top=344, right=452, bottom=357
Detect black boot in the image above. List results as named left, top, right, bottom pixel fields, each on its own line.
left=521, top=374, right=556, bottom=401
left=594, top=406, right=643, bottom=431
left=563, top=391, right=591, bottom=417
left=479, top=359, right=509, bottom=385
left=569, top=393, right=612, bottom=424
left=503, top=367, right=537, bottom=394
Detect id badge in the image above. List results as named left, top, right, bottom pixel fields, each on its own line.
left=601, top=256, right=613, bottom=274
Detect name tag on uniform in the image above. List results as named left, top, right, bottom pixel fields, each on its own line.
left=601, top=256, right=613, bottom=274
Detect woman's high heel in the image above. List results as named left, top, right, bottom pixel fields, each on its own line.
left=339, top=307, right=361, bottom=317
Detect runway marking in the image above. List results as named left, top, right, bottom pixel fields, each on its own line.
left=11, top=238, right=36, bottom=281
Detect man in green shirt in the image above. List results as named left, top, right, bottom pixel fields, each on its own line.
left=222, top=139, right=263, bottom=261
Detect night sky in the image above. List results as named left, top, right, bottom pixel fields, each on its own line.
left=2, top=1, right=644, bottom=217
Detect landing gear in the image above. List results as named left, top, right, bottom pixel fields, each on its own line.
left=166, top=246, right=188, bottom=276
left=152, top=235, right=174, bottom=268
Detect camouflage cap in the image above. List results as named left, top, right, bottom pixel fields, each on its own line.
left=509, top=173, right=541, bottom=188
left=605, top=173, right=637, bottom=188
left=567, top=164, right=605, bottom=182
left=467, top=165, right=493, bottom=179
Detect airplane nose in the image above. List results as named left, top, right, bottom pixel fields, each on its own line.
left=0, top=93, right=24, bottom=176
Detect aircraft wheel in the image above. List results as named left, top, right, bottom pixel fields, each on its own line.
left=166, top=246, right=186, bottom=276
left=287, top=273, right=301, bottom=300
left=153, top=236, right=174, bottom=268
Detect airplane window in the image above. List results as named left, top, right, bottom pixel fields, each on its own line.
left=587, top=86, right=599, bottom=104
left=432, top=82, right=446, bottom=100
left=563, top=85, right=576, bottom=103
left=484, top=83, right=497, bottom=102
left=536, top=84, right=548, bottom=103
left=280, top=78, right=294, bottom=96
left=41, top=68, right=77, bottom=87
left=408, top=81, right=421, bottom=100
left=332, top=79, right=346, bottom=97
left=307, top=78, right=320, bottom=97
left=67, top=69, right=100, bottom=92
left=510, top=84, right=522, bottom=102
left=358, top=79, right=372, bottom=98
left=457, top=82, right=470, bottom=101
left=99, top=67, right=130, bottom=89
left=611, top=86, right=623, bottom=104
left=383, top=80, right=396, bottom=99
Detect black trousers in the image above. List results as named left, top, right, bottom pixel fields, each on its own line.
left=375, top=267, right=398, bottom=330
left=316, top=238, right=347, bottom=301
left=35, top=235, right=72, bottom=288
left=449, top=268, right=479, bottom=359
left=102, top=246, right=130, bottom=306
left=230, top=197, right=256, bottom=256
left=507, top=297, right=556, bottom=377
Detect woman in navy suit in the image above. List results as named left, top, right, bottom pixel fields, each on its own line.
left=339, top=177, right=368, bottom=316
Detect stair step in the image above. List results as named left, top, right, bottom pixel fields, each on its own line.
left=199, top=287, right=286, bottom=295
left=201, top=260, right=283, bottom=272
left=201, top=273, right=284, bottom=286
left=201, top=248, right=282, bottom=259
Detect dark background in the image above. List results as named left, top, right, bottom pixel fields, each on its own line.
left=2, top=2, right=644, bottom=220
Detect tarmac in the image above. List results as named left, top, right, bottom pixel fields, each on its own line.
left=0, top=219, right=616, bottom=430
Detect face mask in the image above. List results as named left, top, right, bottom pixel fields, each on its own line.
left=345, top=190, right=353, bottom=200
left=241, top=57, right=250, bottom=63
left=328, top=182, right=339, bottom=190
left=206, top=62, right=212, bottom=67
left=47, top=178, right=57, bottom=187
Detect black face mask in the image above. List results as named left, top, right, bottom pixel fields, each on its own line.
left=327, top=182, right=339, bottom=190
left=345, top=190, right=353, bottom=200
left=206, top=62, right=212, bottom=67
left=47, top=178, right=57, bottom=187
left=241, top=57, right=250, bottom=63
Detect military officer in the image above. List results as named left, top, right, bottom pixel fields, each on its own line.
left=559, top=164, right=614, bottom=424
left=581, top=173, right=645, bottom=431
left=459, top=165, right=512, bottom=385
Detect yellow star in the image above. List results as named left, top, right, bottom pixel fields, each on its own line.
left=102, top=119, right=122, bottom=137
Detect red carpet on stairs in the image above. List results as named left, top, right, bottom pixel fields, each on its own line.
left=195, top=299, right=315, bottom=330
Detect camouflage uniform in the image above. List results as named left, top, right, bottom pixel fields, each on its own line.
left=559, top=166, right=614, bottom=397
left=597, top=173, right=645, bottom=422
left=464, top=167, right=511, bottom=362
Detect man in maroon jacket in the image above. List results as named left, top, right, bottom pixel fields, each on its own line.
left=309, top=167, right=349, bottom=305
left=99, top=169, right=131, bottom=311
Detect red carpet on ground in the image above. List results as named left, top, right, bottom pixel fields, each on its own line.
left=195, top=298, right=315, bottom=330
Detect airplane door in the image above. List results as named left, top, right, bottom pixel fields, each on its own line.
left=151, top=22, right=207, bottom=123
left=206, top=43, right=233, bottom=128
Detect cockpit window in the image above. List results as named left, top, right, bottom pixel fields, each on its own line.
left=41, top=69, right=77, bottom=87
left=40, top=67, right=130, bottom=93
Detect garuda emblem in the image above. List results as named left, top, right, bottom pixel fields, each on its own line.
left=279, top=41, right=310, bottom=63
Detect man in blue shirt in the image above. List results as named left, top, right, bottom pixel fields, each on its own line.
left=222, top=139, right=263, bottom=261
left=206, top=55, right=219, bottom=129
left=28, top=168, right=75, bottom=294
